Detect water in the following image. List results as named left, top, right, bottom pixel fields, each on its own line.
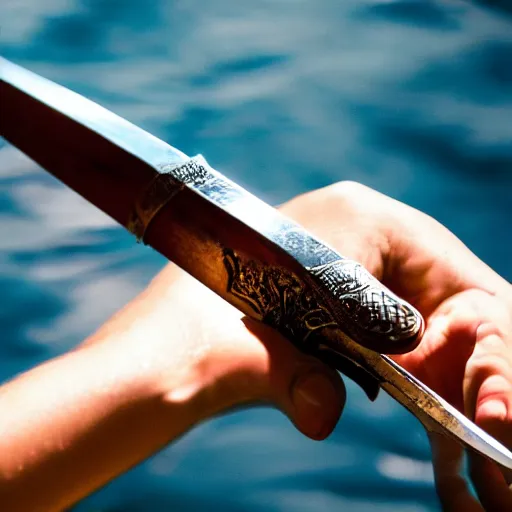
left=1, top=1, right=511, bottom=510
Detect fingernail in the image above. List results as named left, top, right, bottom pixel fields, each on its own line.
left=292, top=372, right=342, bottom=440
left=478, top=398, right=508, bottom=423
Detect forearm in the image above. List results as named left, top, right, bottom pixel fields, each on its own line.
left=0, top=330, right=205, bottom=511
left=0, top=260, right=281, bottom=512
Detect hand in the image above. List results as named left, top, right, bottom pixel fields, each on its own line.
left=85, top=259, right=346, bottom=442
left=0, top=220, right=346, bottom=510
left=93, top=180, right=511, bottom=509
left=280, top=182, right=512, bottom=511
left=2, top=181, right=510, bottom=512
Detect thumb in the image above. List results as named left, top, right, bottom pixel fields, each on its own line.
left=242, top=318, right=346, bottom=441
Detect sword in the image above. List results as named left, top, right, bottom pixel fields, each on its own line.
left=1, top=57, right=511, bottom=477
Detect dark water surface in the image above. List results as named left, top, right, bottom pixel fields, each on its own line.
left=1, top=1, right=511, bottom=511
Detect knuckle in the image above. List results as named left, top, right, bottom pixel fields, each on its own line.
left=476, top=320, right=508, bottom=345
left=327, top=180, right=374, bottom=204
left=466, top=336, right=512, bottom=385
left=467, top=351, right=510, bottom=379
left=280, top=180, right=375, bottom=219
left=318, top=181, right=380, bottom=220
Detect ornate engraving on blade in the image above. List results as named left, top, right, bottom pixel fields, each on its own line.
left=223, top=249, right=422, bottom=352
left=223, top=249, right=337, bottom=343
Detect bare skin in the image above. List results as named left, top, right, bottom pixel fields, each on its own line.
left=0, top=182, right=510, bottom=511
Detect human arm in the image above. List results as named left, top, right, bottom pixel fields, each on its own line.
left=0, top=259, right=345, bottom=512
left=0, top=181, right=511, bottom=511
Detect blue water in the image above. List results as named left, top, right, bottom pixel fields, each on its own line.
left=1, top=1, right=511, bottom=510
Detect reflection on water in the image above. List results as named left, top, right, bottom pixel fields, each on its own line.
left=1, top=1, right=511, bottom=510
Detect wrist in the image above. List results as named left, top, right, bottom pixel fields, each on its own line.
left=89, top=311, right=261, bottom=435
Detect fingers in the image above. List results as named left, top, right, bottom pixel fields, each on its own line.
left=182, top=284, right=347, bottom=441
left=460, top=291, right=512, bottom=440
left=395, top=288, right=512, bottom=509
left=469, top=455, right=512, bottom=511
left=241, top=318, right=346, bottom=440
left=428, top=432, right=483, bottom=512
left=393, top=289, right=486, bottom=405
left=465, top=299, right=512, bottom=439
left=462, top=292, right=512, bottom=508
